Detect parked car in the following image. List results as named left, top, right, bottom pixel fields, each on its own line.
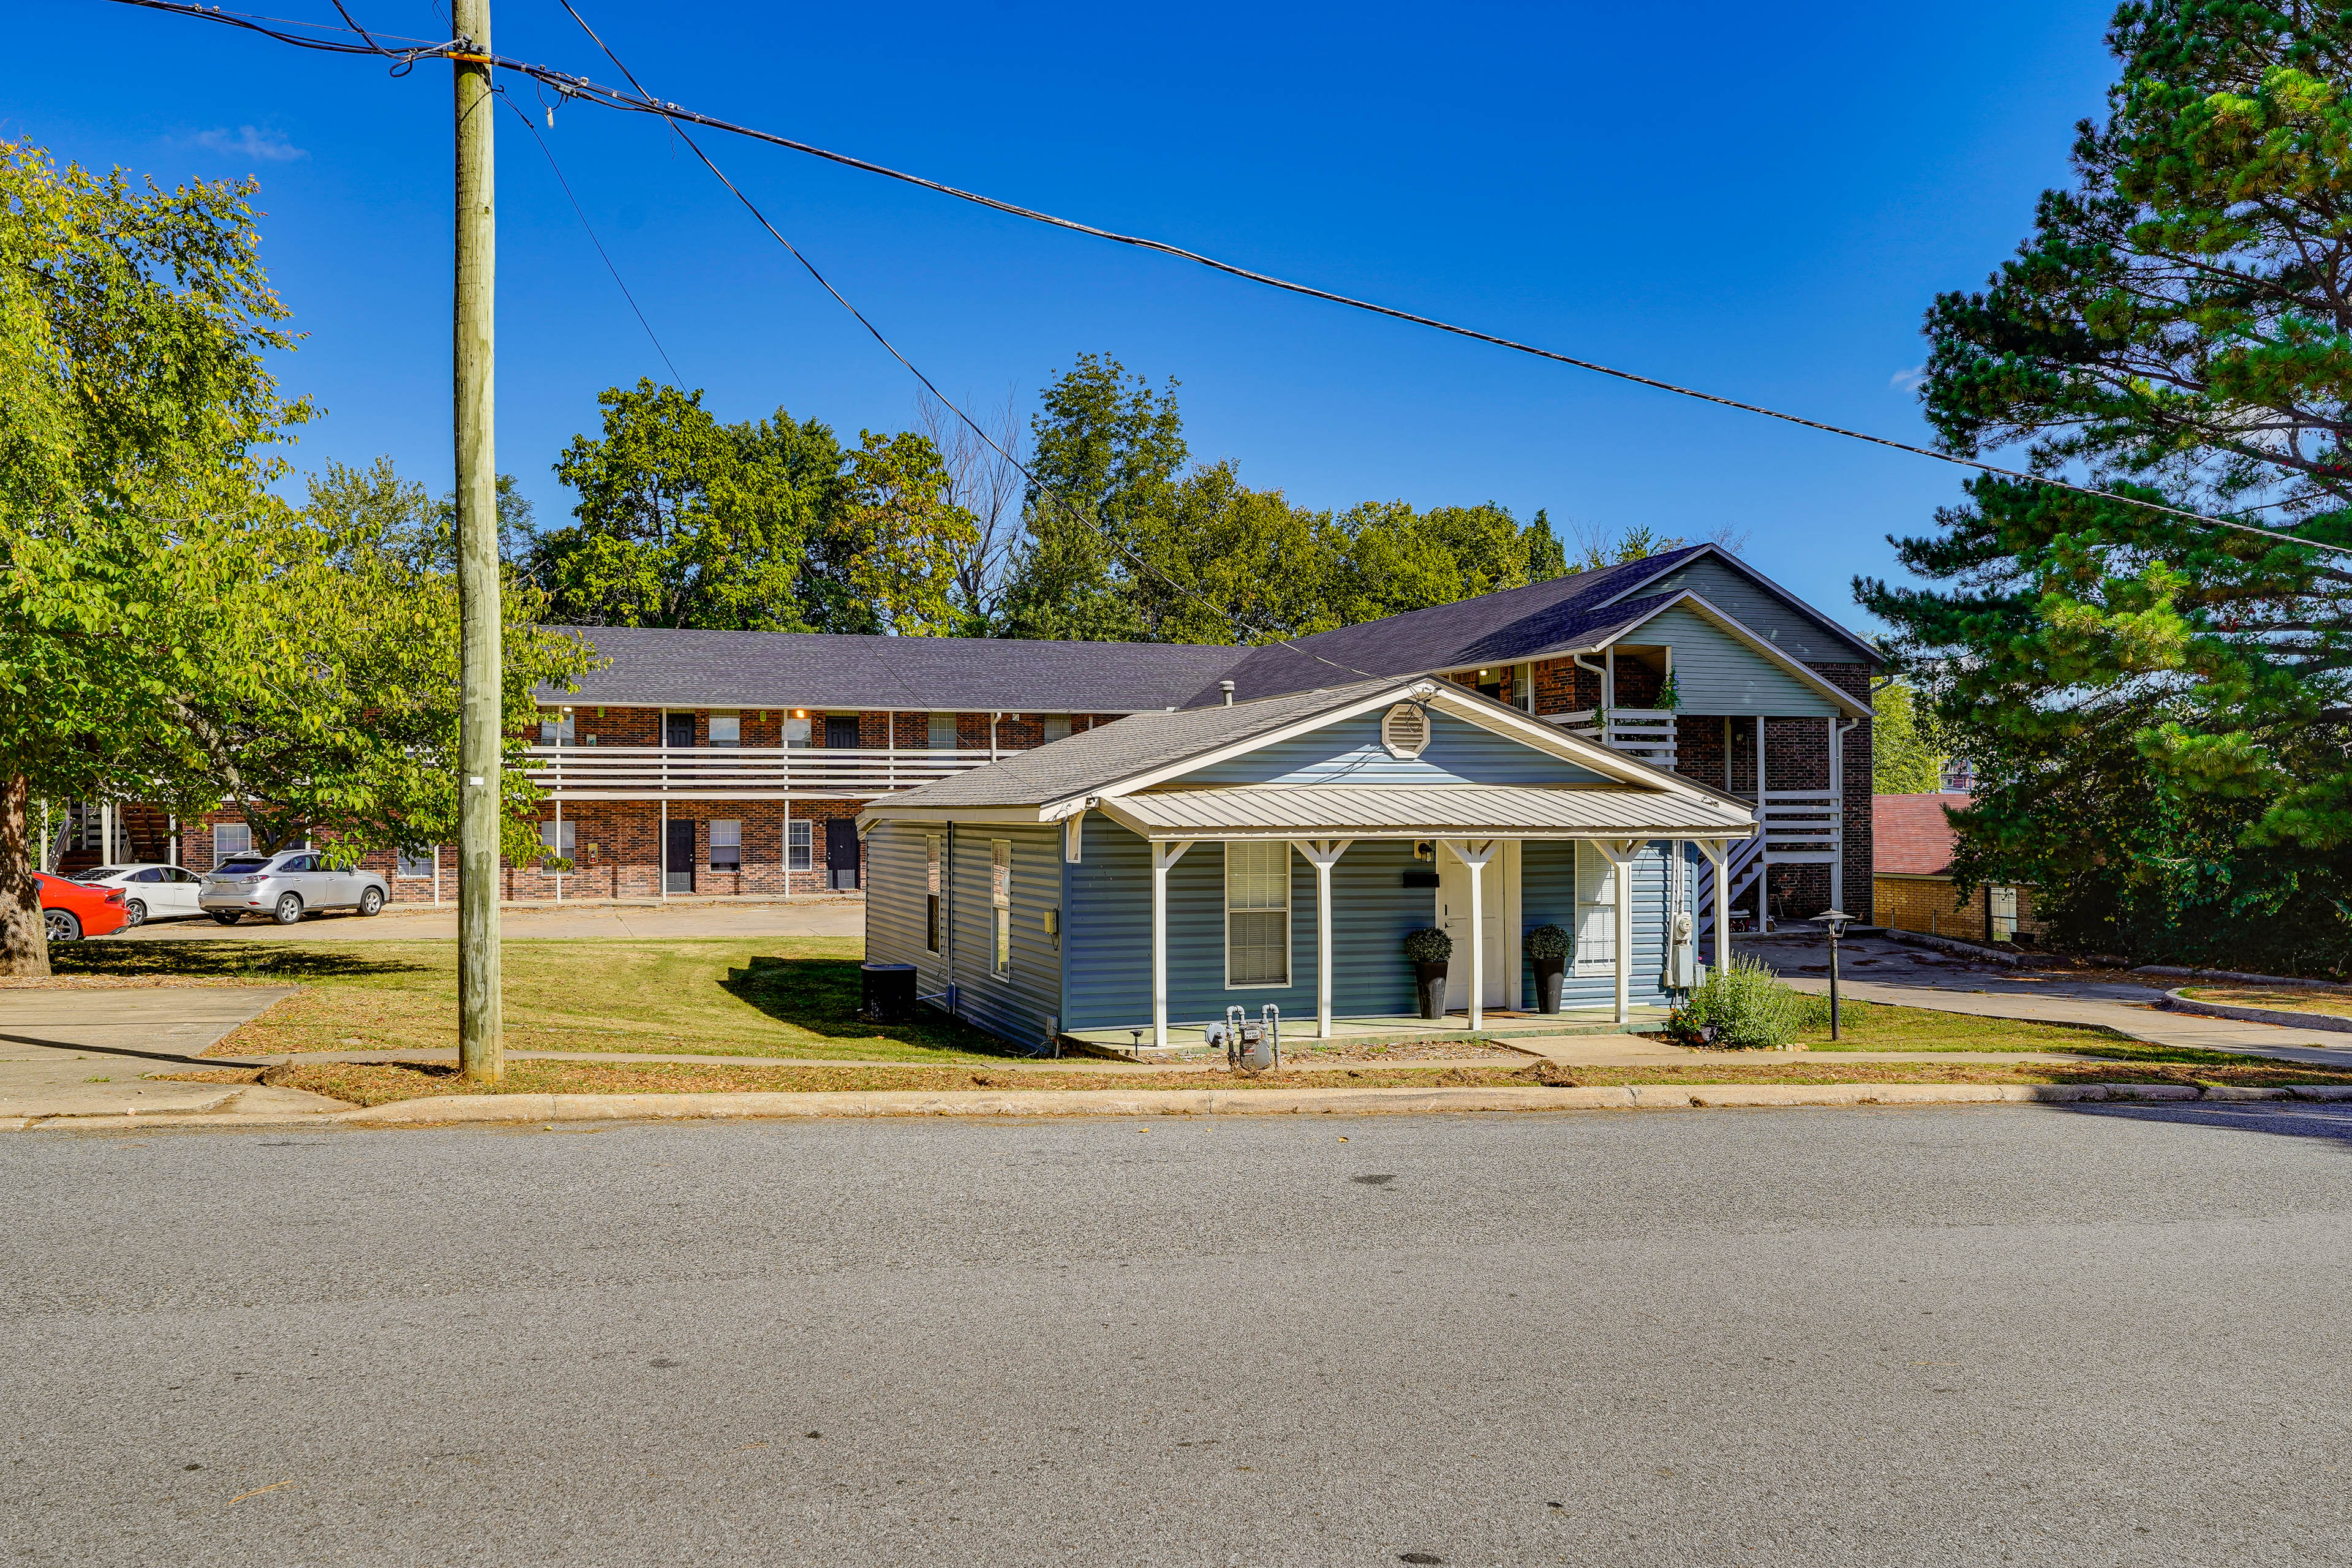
left=67, top=862, right=209, bottom=927
left=35, top=872, right=129, bottom=943
left=198, top=850, right=390, bottom=925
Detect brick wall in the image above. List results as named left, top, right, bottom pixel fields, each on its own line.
left=1875, top=876, right=2038, bottom=943
left=1529, top=657, right=1602, bottom=717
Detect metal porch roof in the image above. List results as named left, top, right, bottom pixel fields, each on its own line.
left=1096, top=784, right=1755, bottom=840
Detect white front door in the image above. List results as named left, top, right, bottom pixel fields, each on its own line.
left=1437, top=847, right=1509, bottom=1010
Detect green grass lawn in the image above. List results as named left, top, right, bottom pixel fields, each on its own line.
left=1792, top=996, right=2281, bottom=1067
left=49, top=937, right=1017, bottom=1063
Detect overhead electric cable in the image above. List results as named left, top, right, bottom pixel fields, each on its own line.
left=543, top=0, right=1386, bottom=685
left=99, top=0, right=2352, bottom=562
left=492, top=88, right=684, bottom=385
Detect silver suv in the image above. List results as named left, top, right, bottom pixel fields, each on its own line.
left=199, top=850, right=391, bottom=925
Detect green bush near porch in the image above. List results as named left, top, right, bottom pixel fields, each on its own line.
left=1668, top=954, right=1811, bottom=1050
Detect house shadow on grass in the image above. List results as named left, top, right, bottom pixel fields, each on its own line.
left=49, top=941, right=432, bottom=984
left=722, top=957, right=1023, bottom=1058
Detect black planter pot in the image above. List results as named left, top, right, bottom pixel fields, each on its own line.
left=1413, top=960, right=1449, bottom=1020
left=1532, top=954, right=1566, bottom=1014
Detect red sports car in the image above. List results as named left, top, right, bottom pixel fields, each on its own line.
left=36, top=872, right=129, bottom=942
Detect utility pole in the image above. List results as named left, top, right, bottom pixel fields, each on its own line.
left=453, top=0, right=502, bottom=1082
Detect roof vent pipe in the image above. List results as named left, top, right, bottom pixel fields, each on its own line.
left=1220, top=680, right=1235, bottom=705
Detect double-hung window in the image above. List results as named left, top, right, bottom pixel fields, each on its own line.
left=1042, top=715, right=1071, bottom=742
left=1224, top=842, right=1291, bottom=987
left=784, top=715, right=812, bottom=748
left=990, top=839, right=1012, bottom=977
left=709, top=820, right=742, bottom=872
left=396, top=845, right=437, bottom=880
left=786, top=820, right=813, bottom=872
left=708, top=713, right=741, bottom=747
left=1574, top=843, right=1617, bottom=974
left=539, top=819, right=576, bottom=867
left=928, top=713, right=957, bottom=750
left=925, top=835, right=942, bottom=953
left=212, top=821, right=252, bottom=864
left=540, top=714, right=574, bottom=745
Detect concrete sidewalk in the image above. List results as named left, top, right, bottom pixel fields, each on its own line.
left=113, top=895, right=865, bottom=943
left=0, top=986, right=347, bottom=1118
left=1740, top=932, right=2352, bottom=1068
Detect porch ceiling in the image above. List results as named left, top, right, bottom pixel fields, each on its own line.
left=1096, top=783, right=1754, bottom=840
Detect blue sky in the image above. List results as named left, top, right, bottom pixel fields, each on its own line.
left=19, top=1, right=2120, bottom=631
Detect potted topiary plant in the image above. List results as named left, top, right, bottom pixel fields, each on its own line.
left=1403, top=926, right=1453, bottom=1019
left=1525, top=923, right=1570, bottom=1013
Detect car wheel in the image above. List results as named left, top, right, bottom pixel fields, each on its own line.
left=272, top=892, right=304, bottom=925
left=209, top=911, right=243, bottom=925
left=358, top=886, right=385, bottom=916
left=123, top=898, right=148, bottom=928
left=44, top=909, right=81, bottom=943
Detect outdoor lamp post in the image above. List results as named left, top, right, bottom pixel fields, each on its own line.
left=1820, top=909, right=1852, bottom=1041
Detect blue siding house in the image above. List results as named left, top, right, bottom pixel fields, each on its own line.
left=861, top=676, right=1755, bottom=1055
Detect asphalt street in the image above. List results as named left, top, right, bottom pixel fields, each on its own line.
left=5, top=1104, right=2348, bottom=1567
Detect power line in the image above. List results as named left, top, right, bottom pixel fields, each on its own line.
left=98, top=0, right=2352, bottom=564
left=545, top=0, right=1386, bottom=685
left=491, top=87, right=683, bottom=386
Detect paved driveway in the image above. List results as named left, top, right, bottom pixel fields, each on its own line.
left=0, top=987, right=307, bottom=1118
left=115, top=898, right=866, bottom=943
left=4, top=1106, right=2346, bottom=1565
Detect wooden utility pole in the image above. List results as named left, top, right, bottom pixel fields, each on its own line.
left=453, top=0, right=502, bottom=1082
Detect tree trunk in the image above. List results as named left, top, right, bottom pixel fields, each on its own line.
left=0, top=774, right=52, bottom=979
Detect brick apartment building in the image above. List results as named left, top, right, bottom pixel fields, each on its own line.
left=64, top=544, right=1879, bottom=935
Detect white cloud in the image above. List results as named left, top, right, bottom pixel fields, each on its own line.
left=1889, top=364, right=1928, bottom=393
left=191, top=126, right=307, bottom=163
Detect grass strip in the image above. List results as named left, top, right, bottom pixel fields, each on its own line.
left=151, top=1054, right=2352, bottom=1109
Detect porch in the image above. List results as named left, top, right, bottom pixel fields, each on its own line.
left=1063, top=1005, right=1675, bottom=1058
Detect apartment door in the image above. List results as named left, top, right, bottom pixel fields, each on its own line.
left=824, top=715, right=861, bottom=749
left=826, top=818, right=860, bottom=891
left=665, top=819, right=695, bottom=894
left=1437, top=847, right=1509, bottom=1011
left=665, top=712, right=696, bottom=748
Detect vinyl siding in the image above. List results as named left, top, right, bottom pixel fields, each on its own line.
left=933, top=822, right=1063, bottom=1049
left=1640, top=606, right=1839, bottom=717
left=1633, top=557, right=1866, bottom=666
left=1061, top=814, right=1675, bottom=1029
left=1186, top=710, right=1611, bottom=787
left=1517, top=839, right=1678, bottom=1009
left=1062, top=816, right=1439, bottom=1030
left=862, top=823, right=931, bottom=986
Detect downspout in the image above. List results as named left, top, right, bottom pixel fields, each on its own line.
left=1833, top=715, right=1860, bottom=918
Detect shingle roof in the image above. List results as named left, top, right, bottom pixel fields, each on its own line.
left=870, top=680, right=1408, bottom=810
left=1210, top=551, right=1709, bottom=701
left=1874, top=792, right=1969, bottom=876
left=1103, top=783, right=1754, bottom=838
left=543, top=626, right=1245, bottom=712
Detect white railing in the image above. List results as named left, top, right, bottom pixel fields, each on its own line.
left=524, top=745, right=1003, bottom=800
left=1759, top=789, right=1840, bottom=863
left=1555, top=708, right=1679, bottom=769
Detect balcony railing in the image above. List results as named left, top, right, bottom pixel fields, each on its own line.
left=1553, top=708, right=1678, bottom=770
left=523, top=745, right=1003, bottom=800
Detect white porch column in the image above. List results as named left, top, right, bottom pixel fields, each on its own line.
left=1600, top=839, right=1641, bottom=1025
left=660, top=796, right=668, bottom=902
left=552, top=797, right=562, bottom=904
left=1294, top=839, right=1354, bottom=1039
left=1696, top=838, right=1730, bottom=976
left=1150, top=839, right=1196, bottom=1050
left=1441, top=839, right=1499, bottom=1031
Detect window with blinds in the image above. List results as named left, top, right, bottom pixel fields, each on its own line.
left=1225, top=841, right=1291, bottom=987
left=1575, top=842, right=1617, bottom=974
left=991, top=839, right=1012, bottom=977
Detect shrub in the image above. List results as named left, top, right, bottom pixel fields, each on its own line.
left=1670, top=954, right=1809, bottom=1049
left=1403, top=927, right=1452, bottom=964
left=1525, top=924, right=1570, bottom=962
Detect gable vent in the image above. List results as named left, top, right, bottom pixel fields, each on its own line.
left=1380, top=703, right=1430, bottom=760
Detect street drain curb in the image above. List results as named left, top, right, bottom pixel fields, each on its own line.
left=18, top=1079, right=2352, bottom=1129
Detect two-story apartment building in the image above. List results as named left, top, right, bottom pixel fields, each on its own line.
left=128, top=543, right=1875, bottom=936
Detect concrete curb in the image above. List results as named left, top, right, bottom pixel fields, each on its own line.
left=1880, top=929, right=2029, bottom=968
left=18, top=1079, right=2350, bottom=1129
left=2160, top=987, right=2352, bottom=1035
left=2136, top=964, right=2348, bottom=990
